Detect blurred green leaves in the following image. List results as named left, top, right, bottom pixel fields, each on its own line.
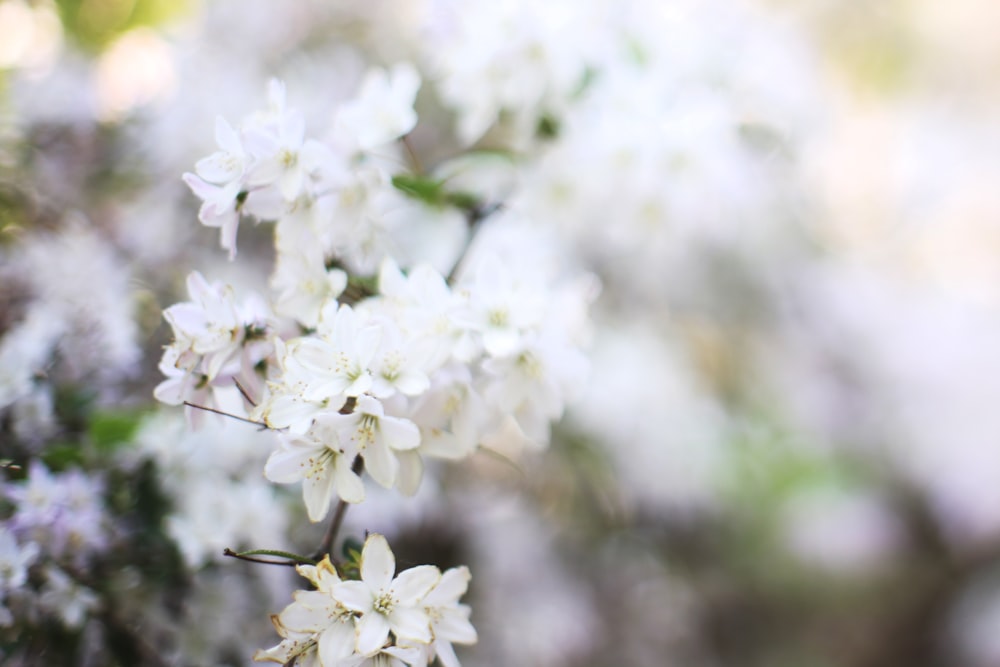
left=53, top=0, right=192, bottom=51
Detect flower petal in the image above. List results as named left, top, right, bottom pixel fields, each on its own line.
left=423, top=566, right=470, bottom=607
left=388, top=605, right=432, bottom=644
left=332, top=580, right=373, bottom=613
left=380, top=415, right=421, bottom=451
left=317, top=618, right=356, bottom=665
left=361, top=534, right=395, bottom=591
left=392, top=565, right=440, bottom=605
left=302, top=463, right=336, bottom=523
left=362, top=439, right=398, bottom=489
left=434, top=607, right=477, bottom=644
left=334, top=454, right=366, bottom=504
left=355, top=610, right=391, bottom=656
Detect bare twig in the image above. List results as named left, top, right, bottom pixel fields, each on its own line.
left=183, top=401, right=269, bottom=428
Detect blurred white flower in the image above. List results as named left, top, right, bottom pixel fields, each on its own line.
left=335, top=62, right=421, bottom=151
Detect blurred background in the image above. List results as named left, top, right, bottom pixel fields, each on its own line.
left=3, top=0, right=1000, bottom=665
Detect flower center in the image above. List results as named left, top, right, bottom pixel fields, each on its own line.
left=373, top=591, right=395, bottom=615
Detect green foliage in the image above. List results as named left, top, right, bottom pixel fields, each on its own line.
left=53, top=0, right=193, bottom=51
left=339, top=536, right=364, bottom=580
left=535, top=114, right=560, bottom=140
left=390, top=173, right=481, bottom=212
left=88, top=409, right=146, bottom=453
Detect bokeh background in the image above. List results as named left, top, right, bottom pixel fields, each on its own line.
left=3, top=1, right=1000, bottom=665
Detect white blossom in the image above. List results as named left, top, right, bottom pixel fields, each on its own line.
left=332, top=533, right=439, bottom=656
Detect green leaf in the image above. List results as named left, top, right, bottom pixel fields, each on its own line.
left=391, top=174, right=446, bottom=206
left=41, top=443, right=86, bottom=470
left=88, top=410, right=145, bottom=452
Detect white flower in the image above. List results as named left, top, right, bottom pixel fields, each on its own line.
left=335, top=62, right=421, bottom=151
left=264, top=415, right=367, bottom=522
left=261, top=305, right=381, bottom=434
left=38, top=566, right=99, bottom=628
left=181, top=116, right=251, bottom=258
left=419, top=566, right=477, bottom=667
left=367, top=318, right=432, bottom=400
left=271, top=235, right=347, bottom=329
left=376, top=259, right=465, bottom=368
left=333, top=534, right=439, bottom=656
left=408, top=366, right=486, bottom=462
left=181, top=173, right=242, bottom=258
left=244, top=82, right=338, bottom=202
left=182, top=115, right=251, bottom=258
left=321, top=395, right=421, bottom=490
left=163, top=271, right=246, bottom=380
left=0, top=527, right=38, bottom=592
left=339, top=645, right=425, bottom=667
left=254, top=556, right=357, bottom=665
left=453, top=253, right=545, bottom=358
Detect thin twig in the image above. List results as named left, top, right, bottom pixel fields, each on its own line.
left=183, top=401, right=269, bottom=428
left=233, top=378, right=257, bottom=407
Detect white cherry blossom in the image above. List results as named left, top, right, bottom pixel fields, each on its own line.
left=254, top=556, right=357, bottom=665
left=320, top=395, right=421, bottom=490
left=335, top=62, right=421, bottom=151
left=264, top=415, right=367, bottom=522
left=332, top=533, right=439, bottom=656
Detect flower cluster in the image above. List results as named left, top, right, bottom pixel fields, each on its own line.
left=154, top=270, right=271, bottom=425
left=259, top=248, right=592, bottom=520
left=0, top=462, right=106, bottom=629
left=160, top=69, right=594, bottom=523
left=255, top=534, right=475, bottom=667
left=157, top=56, right=595, bottom=667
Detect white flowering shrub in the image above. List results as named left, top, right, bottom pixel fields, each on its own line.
left=4, top=1, right=1000, bottom=666
left=145, top=52, right=597, bottom=663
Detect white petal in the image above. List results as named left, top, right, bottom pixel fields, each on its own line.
left=195, top=152, right=242, bottom=183
left=363, top=439, right=397, bottom=489
left=380, top=415, right=421, bottom=451
left=334, top=454, right=365, bottom=504
left=318, top=619, right=356, bottom=665
left=302, top=465, right=337, bottom=523
left=391, top=565, right=440, bottom=605
left=393, top=371, right=430, bottom=397
left=263, top=445, right=311, bottom=484
left=434, top=639, right=461, bottom=667
left=388, top=605, right=432, bottom=644
left=278, top=601, right=328, bottom=632
left=395, top=449, right=423, bottom=497
left=355, top=611, right=391, bottom=656
left=423, top=567, right=470, bottom=607
left=333, top=580, right=373, bottom=613
left=433, top=608, right=477, bottom=644
left=361, top=534, right=395, bottom=591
